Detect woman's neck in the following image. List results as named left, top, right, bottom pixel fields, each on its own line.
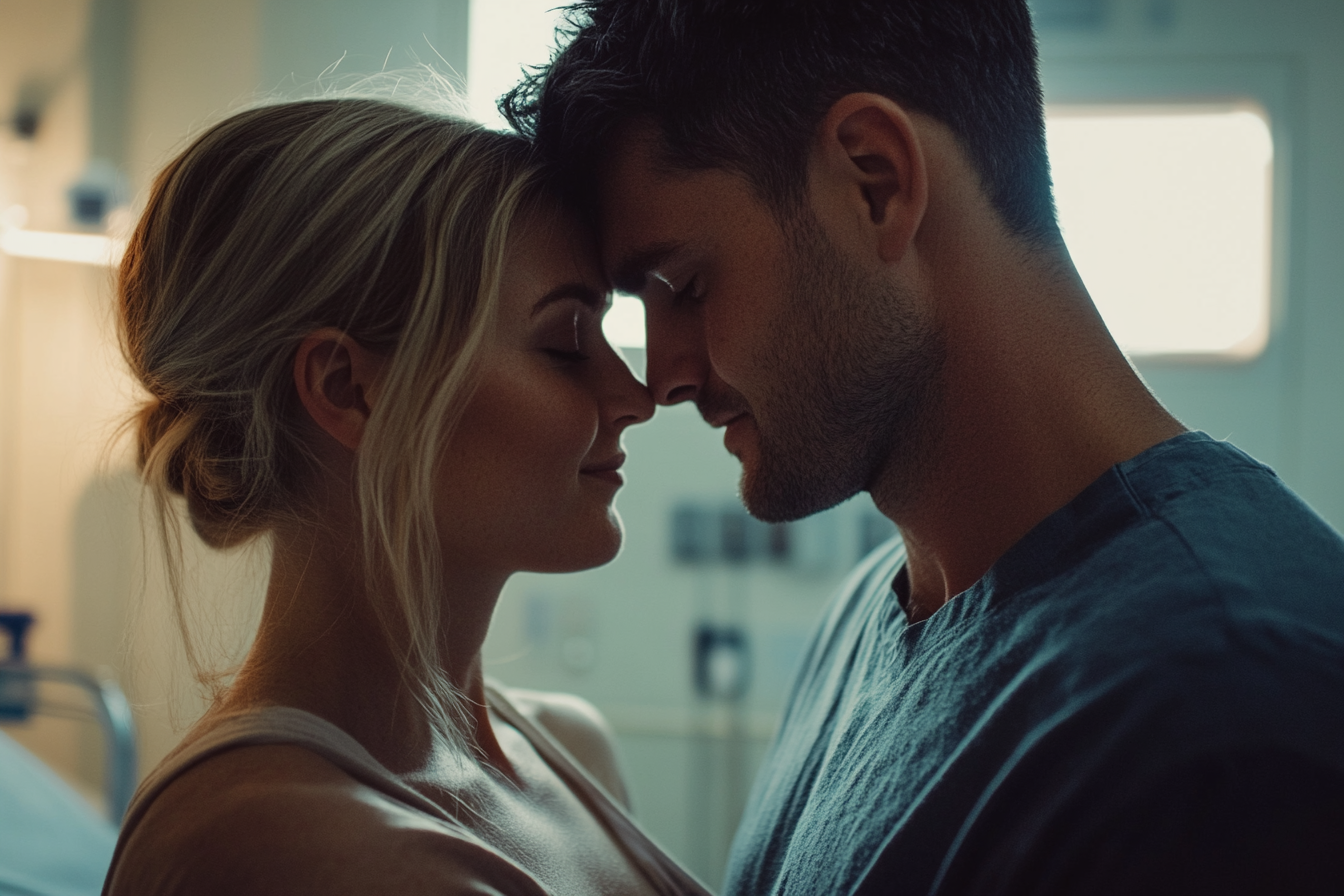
left=221, top=522, right=514, bottom=775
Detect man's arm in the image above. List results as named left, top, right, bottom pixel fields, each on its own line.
left=940, top=749, right=1344, bottom=896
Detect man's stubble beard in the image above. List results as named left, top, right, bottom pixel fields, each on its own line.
left=738, top=213, right=945, bottom=524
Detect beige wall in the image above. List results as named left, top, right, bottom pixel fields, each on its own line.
left=124, top=0, right=260, bottom=198
left=1, top=0, right=269, bottom=799
left=2, top=0, right=473, bottom=806
left=2, top=0, right=107, bottom=789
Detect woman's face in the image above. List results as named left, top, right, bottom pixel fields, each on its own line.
left=435, top=202, right=654, bottom=576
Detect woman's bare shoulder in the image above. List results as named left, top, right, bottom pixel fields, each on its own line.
left=498, top=687, right=631, bottom=808
left=108, top=744, right=543, bottom=896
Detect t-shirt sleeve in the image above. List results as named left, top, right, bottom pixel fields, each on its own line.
left=940, top=749, right=1344, bottom=896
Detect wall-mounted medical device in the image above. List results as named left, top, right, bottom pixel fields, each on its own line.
left=692, top=621, right=750, bottom=702
left=670, top=502, right=897, bottom=572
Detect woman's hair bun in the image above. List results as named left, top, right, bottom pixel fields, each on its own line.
left=136, top=396, right=189, bottom=495
left=134, top=395, right=260, bottom=549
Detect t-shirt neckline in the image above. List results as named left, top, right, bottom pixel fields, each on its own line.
left=889, top=431, right=1219, bottom=628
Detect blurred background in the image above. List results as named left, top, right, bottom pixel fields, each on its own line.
left=0, top=0, right=1341, bottom=890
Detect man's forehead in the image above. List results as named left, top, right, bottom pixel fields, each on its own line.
left=608, top=240, right=687, bottom=294
left=598, top=131, right=698, bottom=290
left=602, top=120, right=684, bottom=183
left=599, top=128, right=701, bottom=218
left=598, top=128, right=754, bottom=290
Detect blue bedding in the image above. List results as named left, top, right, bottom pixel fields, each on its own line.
left=0, top=730, right=116, bottom=896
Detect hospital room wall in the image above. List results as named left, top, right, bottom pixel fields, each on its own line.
left=1, top=0, right=135, bottom=794
left=0, top=0, right=474, bottom=803
left=1032, top=0, right=1344, bottom=529
left=0, top=0, right=1341, bottom=887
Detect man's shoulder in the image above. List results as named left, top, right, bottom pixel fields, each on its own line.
left=1117, top=433, right=1344, bottom=591
left=1093, top=435, right=1344, bottom=640
left=971, top=436, right=1344, bottom=756
left=1006, top=463, right=1344, bottom=762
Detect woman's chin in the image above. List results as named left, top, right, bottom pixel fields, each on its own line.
left=527, top=514, right=625, bottom=574
left=573, top=521, right=625, bottom=570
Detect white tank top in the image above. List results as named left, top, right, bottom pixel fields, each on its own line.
left=105, top=685, right=711, bottom=896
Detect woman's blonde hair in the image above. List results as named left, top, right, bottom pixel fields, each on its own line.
left=120, top=96, right=544, bottom=743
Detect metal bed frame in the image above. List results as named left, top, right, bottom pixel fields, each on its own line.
left=0, top=611, right=137, bottom=824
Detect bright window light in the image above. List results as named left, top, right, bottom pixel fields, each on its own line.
left=467, top=0, right=566, bottom=129
left=1046, top=106, right=1273, bottom=358
left=604, top=294, right=646, bottom=349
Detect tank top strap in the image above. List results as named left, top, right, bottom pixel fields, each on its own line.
left=485, top=684, right=714, bottom=896
left=117, top=706, right=478, bottom=845
left=114, top=700, right=710, bottom=896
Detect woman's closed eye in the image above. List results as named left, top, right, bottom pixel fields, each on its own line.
left=541, top=308, right=592, bottom=363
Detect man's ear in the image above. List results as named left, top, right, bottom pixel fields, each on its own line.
left=808, top=92, right=929, bottom=265
left=292, top=327, right=386, bottom=452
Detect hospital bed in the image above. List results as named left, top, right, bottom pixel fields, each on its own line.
left=0, top=611, right=134, bottom=896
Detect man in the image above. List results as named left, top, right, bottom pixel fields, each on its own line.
left=503, top=1, right=1344, bottom=893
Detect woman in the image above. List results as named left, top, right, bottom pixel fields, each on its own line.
left=103, top=97, right=708, bottom=895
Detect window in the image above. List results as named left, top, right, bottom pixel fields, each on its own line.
left=466, top=0, right=564, bottom=130
left=1046, top=106, right=1274, bottom=358
left=468, top=3, right=1275, bottom=358
left=466, top=0, right=649, bottom=349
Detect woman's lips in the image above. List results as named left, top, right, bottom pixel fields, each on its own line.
left=581, top=453, right=626, bottom=486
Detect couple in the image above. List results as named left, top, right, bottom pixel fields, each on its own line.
left=105, top=1, right=1344, bottom=894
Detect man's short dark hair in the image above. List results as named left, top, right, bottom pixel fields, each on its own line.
left=501, top=0, right=1060, bottom=246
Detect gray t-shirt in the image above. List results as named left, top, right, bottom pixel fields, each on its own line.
left=725, top=432, right=1344, bottom=895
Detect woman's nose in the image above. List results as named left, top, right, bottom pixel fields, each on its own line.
left=607, top=350, right=656, bottom=429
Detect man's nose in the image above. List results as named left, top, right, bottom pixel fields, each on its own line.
left=644, top=302, right=709, bottom=406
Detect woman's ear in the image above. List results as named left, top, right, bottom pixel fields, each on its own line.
left=808, top=92, right=929, bottom=265
left=292, top=327, right=386, bottom=451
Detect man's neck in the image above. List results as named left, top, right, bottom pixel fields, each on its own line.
left=873, top=253, right=1185, bottom=623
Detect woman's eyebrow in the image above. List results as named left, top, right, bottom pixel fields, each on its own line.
left=531, top=283, right=607, bottom=316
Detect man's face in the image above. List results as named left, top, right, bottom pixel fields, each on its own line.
left=600, top=134, right=943, bottom=522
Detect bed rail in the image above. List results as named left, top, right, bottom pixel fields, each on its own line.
left=0, top=611, right=138, bottom=824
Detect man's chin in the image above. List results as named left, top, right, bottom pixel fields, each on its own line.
left=739, top=460, right=859, bottom=524
left=731, top=415, right=864, bottom=522
left=734, top=453, right=779, bottom=522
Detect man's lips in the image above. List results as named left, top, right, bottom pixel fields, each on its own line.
left=704, top=410, right=750, bottom=429
left=695, top=382, right=752, bottom=429
left=722, top=413, right=755, bottom=456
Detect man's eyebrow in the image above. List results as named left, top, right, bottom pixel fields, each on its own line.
left=531, top=283, right=607, bottom=316
left=611, top=241, right=685, bottom=294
